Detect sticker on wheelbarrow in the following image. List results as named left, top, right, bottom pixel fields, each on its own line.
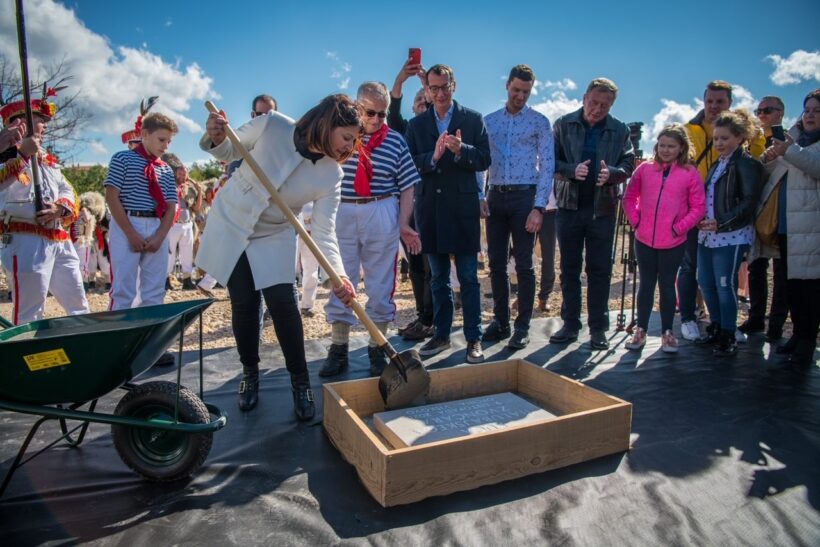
left=23, top=349, right=71, bottom=371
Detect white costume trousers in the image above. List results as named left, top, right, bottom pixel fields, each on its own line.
left=325, top=198, right=399, bottom=324
left=108, top=216, right=168, bottom=310
left=2, top=233, right=89, bottom=325
left=88, top=243, right=111, bottom=284
left=166, top=221, right=194, bottom=276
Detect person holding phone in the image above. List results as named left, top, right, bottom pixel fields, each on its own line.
left=742, top=97, right=789, bottom=342
left=695, top=109, right=762, bottom=356
left=759, top=89, right=820, bottom=365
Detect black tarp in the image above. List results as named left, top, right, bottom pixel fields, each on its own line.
left=1, top=313, right=818, bottom=545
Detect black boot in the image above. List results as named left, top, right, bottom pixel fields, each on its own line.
left=696, top=322, right=721, bottom=345
left=368, top=345, right=388, bottom=376
left=291, top=374, right=315, bottom=421
left=788, top=338, right=817, bottom=367
left=182, top=277, right=196, bottom=291
left=319, top=343, right=348, bottom=377
left=165, top=277, right=173, bottom=291
left=775, top=335, right=798, bottom=354
left=238, top=371, right=259, bottom=411
left=713, top=330, right=738, bottom=357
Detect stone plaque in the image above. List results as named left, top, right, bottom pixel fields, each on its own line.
left=373, top=392, right=556, bottom=448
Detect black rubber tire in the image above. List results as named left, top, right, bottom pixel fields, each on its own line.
left=111, top=381, right=213, bottom=482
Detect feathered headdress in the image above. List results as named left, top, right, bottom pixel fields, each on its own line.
left=121, top=96, right=159, bottom=144
left=0, top=81, right=67, bottom=126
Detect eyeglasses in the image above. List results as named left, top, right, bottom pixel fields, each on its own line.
left=754, top=106, right=782, bottom=115
left=428, top=83, right=453, bottom=95
left=364, top=109, right=387, bottom=119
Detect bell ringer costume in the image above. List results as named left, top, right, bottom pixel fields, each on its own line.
left=0, top=97, right=89, bottom=324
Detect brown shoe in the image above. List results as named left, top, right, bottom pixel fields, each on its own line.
left=466, top=340, right=484, bottom=363
left=536, top=298, right=548, bottom=313
left=402, top=321, right=434, bottom=341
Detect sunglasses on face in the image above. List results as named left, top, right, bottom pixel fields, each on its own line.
left=754, top=106, right=782, bottom=115
left=364, top=109, right=387, bottom=119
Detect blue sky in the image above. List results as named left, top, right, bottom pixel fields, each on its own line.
left=1, top=0, right=818, bottom=165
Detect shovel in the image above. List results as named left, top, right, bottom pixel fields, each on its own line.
left=204, top=101, right=429, bottom=408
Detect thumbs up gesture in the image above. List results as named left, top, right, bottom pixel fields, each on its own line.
left=574, top=159, right=591, bottom=180
left=596, top=160, right=610, bottom=186
left=445, top=128, right=463, bottom=155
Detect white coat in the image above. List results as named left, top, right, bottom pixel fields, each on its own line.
left=196, top=112, right=346, bottom=289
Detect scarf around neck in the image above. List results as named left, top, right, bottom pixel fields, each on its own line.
left=133, top=143, right=168, bottom=217
left=353, top=123, right=389, bottom=197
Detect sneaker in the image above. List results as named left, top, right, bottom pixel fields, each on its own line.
left=402, top=321, right=434, bottom=341
left=625, top=327, right=646, bottom=350
left=738, top=318, right=765, bottom=334
left=483, top=319, right=511, bottom=341
left=397, top=319, right=418, bottom=336
left=319, top=343, right=349, bottom=377
left=681, top=320, right=700, bottom=341
left=549, top=325, right=579, bottom=344
left=419, top=336, right=451, bottom=357
left=466, top=340, right=484, bottom=363
left=507, top=330, right=529, bottom=350
left=661, top=330, right=679, bottom=353
left=713, top=330, right=738, bottom=356
left=735, top=329, right=747, bottom=344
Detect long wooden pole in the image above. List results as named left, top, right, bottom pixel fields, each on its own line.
left=15, top=0, right=44, bottom=211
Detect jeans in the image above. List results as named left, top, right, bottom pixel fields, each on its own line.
left=537, top=210, right=557, bottom=300
left=697, top=243, right=748, bottom=332
left=556, top=205, right=617, bottom=331
left=747, top=257, right=788, bottom=329
left=486, top=187, right=537, bottom=332
left=427, top=252, right=482, bottom=342
left=676, top=227, right=699, bottom=322
left=227, top=252, right=308, bottom=381
left=634, top=240, right=686, bottom=332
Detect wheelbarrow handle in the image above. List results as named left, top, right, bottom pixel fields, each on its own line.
left=204, top=101, right=391, bottom=350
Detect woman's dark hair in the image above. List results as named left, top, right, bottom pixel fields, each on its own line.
left=803, top=88, right=820, bottom=108
left=295, top=94, right=362, bottom=162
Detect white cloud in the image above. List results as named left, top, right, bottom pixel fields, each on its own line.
left=529, top=78, right=577, bottom=97
left=766, top=50, right=820, bottom=86
left=88, top=139, right=109, bottom=156
left=164, top=19, right=172, bottom=27
left=324, top=50, right=352, bottom=91
left=338, top=77, right=350, bottom=91
left=531, top=91, right=582, bottom=124
left=0, top=0, right=218, bottom=138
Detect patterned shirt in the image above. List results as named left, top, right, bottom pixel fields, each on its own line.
left=698, top=155, right=753, bottom=248
left=484, top=105, right=555, bottom=208
left=340, top=128, right=420, bottom=198
left=104, top=150, right=177, bottom=211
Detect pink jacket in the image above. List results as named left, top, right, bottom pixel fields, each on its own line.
left=623, top=161, right=706, bottom=249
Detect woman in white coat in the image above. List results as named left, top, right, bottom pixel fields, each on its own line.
left=199, top=94, right=361, bottom=419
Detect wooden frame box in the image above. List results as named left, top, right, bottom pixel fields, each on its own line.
left=323, top=359, right=632, bottom=507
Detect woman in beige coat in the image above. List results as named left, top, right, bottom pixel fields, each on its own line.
left=757, top=89, right=820, bottom=365
left=198, top=94, right=361, bottom=419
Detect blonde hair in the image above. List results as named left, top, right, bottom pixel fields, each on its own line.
left=653, top=124, right=694, bottom=167
left=714, top=108, right=759, bottom=143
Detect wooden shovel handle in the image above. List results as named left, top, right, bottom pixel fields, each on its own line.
left=204, top=101, right=391, bottom=350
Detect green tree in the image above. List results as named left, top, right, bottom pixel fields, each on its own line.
left=62, top=164, right=107, bottom=195
left=189, top=159, right=223, bottom=182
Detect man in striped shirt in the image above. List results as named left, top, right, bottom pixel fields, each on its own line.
left=104, top=113, right=178, bottom=311
left=320, top=81, right=421, bottom=377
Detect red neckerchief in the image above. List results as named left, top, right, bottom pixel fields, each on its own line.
left=353, top=123, right=389, bottom=197
left=133, top=143, right=168, bottom=217
left=95, top=225, right=105, bottom=250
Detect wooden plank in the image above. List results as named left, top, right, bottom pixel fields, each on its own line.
left=426, top=360, right=518, bottom=403
left=516, top=360, right=624, bottom=414
left=324, top=377, right=385, bottom=416
left=322, top=384, right=388, bottom=505
left=382, top=404, right=632, bottom=506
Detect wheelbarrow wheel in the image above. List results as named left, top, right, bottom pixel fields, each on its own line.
left=111, top=381, right=213, bottom=482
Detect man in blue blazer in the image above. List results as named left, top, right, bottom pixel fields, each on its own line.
left=405, top=64, right=492, bottom=364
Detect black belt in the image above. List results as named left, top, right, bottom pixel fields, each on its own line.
left=340, top=194, right=394, bottom=204
left=489, top=184, right=536, bottom=193
left=125, top=210, right=158, bottom=218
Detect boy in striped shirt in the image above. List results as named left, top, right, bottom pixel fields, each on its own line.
left=104, top=113, right=178, bottom=310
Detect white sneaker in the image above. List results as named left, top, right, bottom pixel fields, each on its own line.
left=735, top=329, right=747, bottom=344
left=681, top=320, right=700, bottom=341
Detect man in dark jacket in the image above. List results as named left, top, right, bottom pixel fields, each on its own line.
left=405, top=64, right=492, bottom=363
left=550, top=78, right=635, bottom=350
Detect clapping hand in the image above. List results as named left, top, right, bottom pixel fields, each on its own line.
left=444, top=129, right=463, bottom=155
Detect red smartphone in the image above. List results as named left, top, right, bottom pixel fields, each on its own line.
left=409, top=48, right=421, bottom=65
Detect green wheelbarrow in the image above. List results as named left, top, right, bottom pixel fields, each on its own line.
left=0, top=299, right=227, bottom=498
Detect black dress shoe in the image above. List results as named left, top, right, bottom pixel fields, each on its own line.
left=765, top=326, right=783, bottom=343
left=696, top=322, right=721, bottom=345
left=775, top=336, right=798, bottom=354
left=319, top=343, right=349, bottom=377
left=507, top=330, right=529, bottom=350
left=550, top=326, right=579, bottom=344
left=483, top=319, right=511, bottom=341
left=590, top=329, right=609, bottom=350
left=153, top=351, right=176, bottom=367
left=787, top=339, right=816, bottom=366
left=368, top=346, right=388, bottom=376
left=738, top=318, right=764, bottom=334
left=292, top=385, right=315, bottom=421
left=419, top=336, right=451, bottom=357
left=713, top=330, right=738, bottom=357
left=238, top=373, right=259, bottom=411
left=402, top=321, right=434, bottom=341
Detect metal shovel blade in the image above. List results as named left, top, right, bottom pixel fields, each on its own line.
left=378, top=349, right=430, bottom=409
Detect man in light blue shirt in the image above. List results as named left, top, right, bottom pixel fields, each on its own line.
left=482, top=64, right=554, bottom=349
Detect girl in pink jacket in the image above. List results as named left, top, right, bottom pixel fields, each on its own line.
left=623, top=124, right=706, bottom=352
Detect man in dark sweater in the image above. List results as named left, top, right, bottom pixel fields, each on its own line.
left=549, top=78, right=635, bottom=350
